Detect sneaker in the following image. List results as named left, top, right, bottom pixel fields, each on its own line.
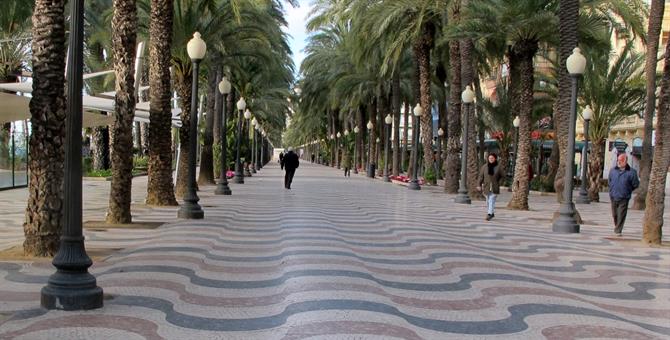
left=486, top=214, right=493, bottom=221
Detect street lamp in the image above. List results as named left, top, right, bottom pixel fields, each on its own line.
left=553, top=47, right=586, bottom=233
left=251, top=117, right=258, bottom=173
left=41, top=0, right=103, bottom=310
left=408, top=104, right=422, bottom=190
left=215, top=77, right=232, bottom=195
left=353, top=126, right=360, bottom=174
left=510, top=115, right=520, bottom=191
left=255, top=125, right=262, bottom=171
left=234, top=97, right=246, bottom=183
left=367, top=120, right=375, bottom=177
left=576, top=105, right=593, bottom=204
left=384, top=114, right=392, bottom=182
left=243, top=109, right=252, bottom=177
left=455, top=85, right=475, bottom=203
left=336, top=131, right=342, bottom=169
left=177, top=32, right=206, bottom=220
left=437, top=127, right=444, bottom=180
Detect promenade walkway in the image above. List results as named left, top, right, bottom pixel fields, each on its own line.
left=1, top=162, right=669, bottom=339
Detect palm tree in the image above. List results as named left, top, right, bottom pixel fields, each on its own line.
left=642, top=39, right=670, bottom=246
left=145, top=0, right=178, bottom=206
left=445, top=0, right=462, bottom=193
left=634, top=0, right=665, bottom=210
left=23, top=0, right=67, bottom=256
left=581, top=43, right=645, bottom=202
left=107, top=0, right=138, bottom=224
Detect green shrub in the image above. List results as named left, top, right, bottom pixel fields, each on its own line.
left=133, top=155, right=148, bottom=169
left=86, top=169, right=112, bottom=177
left=529, top=175, right=555, bottom=192
left=423, top=166, right=436, bottom=184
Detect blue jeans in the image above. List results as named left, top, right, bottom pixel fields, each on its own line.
left=486, top=193, right=497, bottom=215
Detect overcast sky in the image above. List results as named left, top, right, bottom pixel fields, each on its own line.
left=283, top=0, right=313, bottom=77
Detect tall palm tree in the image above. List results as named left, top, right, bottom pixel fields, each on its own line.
left=445, top=0, right=462, bottom=193
left=642, top=39, right=670, bottom=246
left=581, top=43, right=645, bottom=202
left=23, top=0, right=67, bottom=256
left=146, top=0, right=178, bottom=206
left=107, top=0, right=138, bottom=224
left=634, top=0, right=665, bottom=210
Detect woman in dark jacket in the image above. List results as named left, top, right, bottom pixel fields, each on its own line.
left=477, top=153, right=504, bottom=221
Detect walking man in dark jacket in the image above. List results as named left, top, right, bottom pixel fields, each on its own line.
left=283, top=147, right=300, bottom=189
left=279, top=152, right=285, bottom=170
left=608, top=154, right=639, bottom=236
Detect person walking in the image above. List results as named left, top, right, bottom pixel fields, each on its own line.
left=279, top=151, right=285, bottom=170
left=477, top=153, right=504, bottom=221
left=342, top=149, right=352, bottom=177
left=283, top=147, right=300, bottom=189
left=608, top=154, right=639, bottom=236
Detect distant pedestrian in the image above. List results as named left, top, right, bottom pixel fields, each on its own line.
left=311, top=154, right=315, bottom=163
left=477, top=153, right=504, bottom=221
left=608, top=154, right=639, bottom=236
left=342, top=150, right=352, bottom=177
left=283, top=147, right=300, bottom=189
left=279, top=151, right=285, bottom=170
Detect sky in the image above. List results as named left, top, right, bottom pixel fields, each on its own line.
left=283, top=0, right=313, bottom=77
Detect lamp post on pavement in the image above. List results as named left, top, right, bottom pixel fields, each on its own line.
left=41, top=0, right=103, bottom=310
left=255, top=125, right=262, bottom=171
left=455, top=85, right=475, bottom=204
left=215, top=77, right=232, bottom=195
left=510, top=115, right=520, bottom=191
left=408, top=104, right=422, bottom=190
left=384, top=114, right=392, bottom=182
left=367, top=121, right=375, bottom=177
left=353, top=126, right=359, bottom=174
left=243, top=109, right=252, bottom=177
left=234, top=98, right=246, bottom=184
left=576, top=105, right=593, bottom=204
left=251, top=117, right=258, bottom=173
left=177, top=32, right=207, bottom=219
left=336, top=131, right=342, bottom=169
left=553, top=47, right=587, bottom=233
left=437, top=127, right=444, bottom=180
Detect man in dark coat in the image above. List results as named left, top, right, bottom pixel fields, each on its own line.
left=608, top=154, right=639, bottom=236
left=279, top=151, right=285, bottom=170
left=283, top=147, right=300, bottom=189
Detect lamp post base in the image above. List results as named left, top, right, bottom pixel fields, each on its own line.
left=178, top=200, right=204, bottom=219
left=383, top=175, right=390, bottom=182
left=251, top=165, right=257, bottom=174
left=408, top=179, right=421, bottom=190
left=244, top=168, right=252, bottom=177
left=215, top=180, right=232, bottom=195
left=576, top=191, right=591, bottom=204
left=234, top=172, right=244, bottom=184
left=552, top=202, right=580, bottom=233
left=41, top=238, right=103, bottom=310
left=367, top=164, right=376, bottom=178
left=353, top=168, right=358, bottom=174
left=454, top=190, right=471, bottom=204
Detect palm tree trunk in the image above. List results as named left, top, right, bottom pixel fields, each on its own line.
left=392, top=72, right=401, bottom=176
left=91, top=125, right=109, bottom=170
left=146, top=0, right=177, bottom=206
left=369, top=100, right=377, bottom=170
left=402, top=102, right=409, bottom=173
left=175, top=63, right=193, bottom=198
left=587, top=139, right=605, bottom=202
left=198, top=67, right=218, bottom=185
left=507, top=42, right=537, bottom=210
left=461, top=37, right=483, bottom=200
left=553, top=0, right=579, bottom=202
left=23, top=0, right=67, bottom=256
left=357, top=106, right=364, bottom=170
left=107, top=0, right=138, bottom=224
left=642, top=40, right=670, bottom=246
left=414, top=34, right=434, bottom=182
left=445, top=2, right=461, bottom=193
left=634, top=0, right=666, bottom=210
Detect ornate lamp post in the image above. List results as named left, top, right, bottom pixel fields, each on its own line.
left=408, top=104, right=422, bottom=190
left=215, top=77, right=232, bottom=195
left=336, top=131, right=342, bottom=169
left=243, top=109, right=252, bottom=177
left=41, top=0, right=103, bottom=310
left=553, top=47, right=587, bottom=233
left=234, top=97, right=246, bottom=184
left=383, top=114, right=392, bottom=182
left=437, top=127, right=445, bottom=180
left=367, top=120, right=375, bottom=177
left=576, top=105, right=593, bottom=204
left=455, top=85, right=475, bottom=203
left=251, top=117, right=258, bottom=173
left=177, top=32, right=206, bottom=219
left=510, top=115, right=520, bottom=190
left=255, top=125, right=262, bottom=171
left=353, top=126, right=359, bottom=173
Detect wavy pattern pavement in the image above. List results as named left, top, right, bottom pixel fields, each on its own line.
left=1, top=162, right=669, bottom=339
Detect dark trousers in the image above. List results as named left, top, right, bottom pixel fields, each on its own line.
left=611, top=199, right=629, bottom=234
left=344, top=167, right=350, bottom=177
left=285, top=168, right=296, bottom=188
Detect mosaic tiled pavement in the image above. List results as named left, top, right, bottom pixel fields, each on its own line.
left=1, top=162, right=669, bottom=339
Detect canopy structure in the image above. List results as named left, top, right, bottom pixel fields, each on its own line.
left=0, top=93, right=114, bottom=128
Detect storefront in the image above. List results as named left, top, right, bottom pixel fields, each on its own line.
left=0, top=120, right=29, bottom=190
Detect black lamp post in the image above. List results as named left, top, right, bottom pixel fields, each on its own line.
left=408, top=104, right=422, bottom=190
left=353, top=126, right=359, bottom=173
left=336, top=132, right=342, bottom=169
left=177, top=32, right=206, bottom=220
left=41, top=0, right=103, bottom=310
left=367, top=121, right=375, bottom=177
left=437, top=127, right=444, bottom=180
left=576, top=105, right=593, bottom=204
left=234, top=98, right=246, bottom=184
left=455, top=85, right=475, bottom=203
left=243, top=110, right=252, bottom=177
left=553, top=47, right=587, bottom=233
left=509, top=115, right=520, bottom=192
left=251, top=117, right=258, bottom=173
left=215, top=76, right=232, bottom=195
left=383, top=114, right=392, bottom=182
left=255, top=126, right=262, bottom=171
